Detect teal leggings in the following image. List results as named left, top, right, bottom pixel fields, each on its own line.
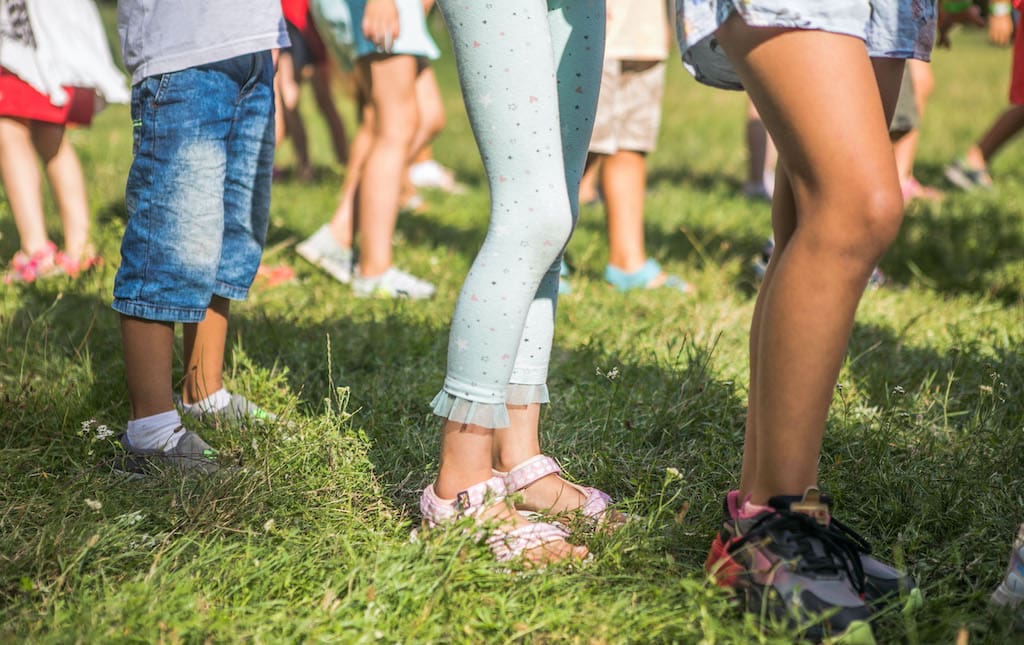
left=431, top=0, right=605, bottom=429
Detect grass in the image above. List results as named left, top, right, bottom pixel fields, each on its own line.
left=1, top=19, right=1023, bottom=644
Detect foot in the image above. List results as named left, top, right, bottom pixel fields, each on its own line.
left=56, top=244, right=102, bottom=278
left=4, top=241, right=60, bottom=284
left=742, top=181, right=773, bottom=201
left=408, top=159, right=467, bottom=194
left=352, top=266, right=435, bottom=300
left=992, top=524, right=1024, bottom=610
left=900, top=177, right=943, bottom=203
left=944, top=157, right=992, bottom=191
left=180, top=391, right=276, bottom=426
left=497, top=454, right=625, bottom=527
left=115, top=427, right=219, bottom=476
left=296, top=225, right=354, bottom=284
left=605, top=259, right=692, bottom=294
left=706, top=489, right=876, bottom=643
left=420, top=476, right=587, bottom=566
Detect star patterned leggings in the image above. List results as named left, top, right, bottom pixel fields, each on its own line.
left=430, top=0, right=605, bottom=429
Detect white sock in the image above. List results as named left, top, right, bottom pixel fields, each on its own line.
left=184, top=387, right=234, bottom=417
left=182, top=387, right=232, bottom=415
left=126, top=409, right=184, bottom=452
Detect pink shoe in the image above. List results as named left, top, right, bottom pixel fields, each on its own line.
left=901, top=176, right=943, bottom=203
left=498, top=454, right=619, bottom=526
left=419, top=475, right=577, bottom=563
left=55, top=247, right=102, bottom=278
left=4, top=241, right=59, bottom=284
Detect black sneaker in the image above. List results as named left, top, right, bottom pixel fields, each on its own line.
left=706, top=488, right=876, bottom=643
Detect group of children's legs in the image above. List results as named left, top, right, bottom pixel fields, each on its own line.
left=7, top=0, right=1013, bottom=636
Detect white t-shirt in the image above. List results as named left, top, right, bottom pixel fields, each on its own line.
left=605, top=0, right=670, bottom=62
left=118, top=0, right=289, bottom=84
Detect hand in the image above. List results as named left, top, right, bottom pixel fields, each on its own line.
left=988, top=13, right=1013, bottom=46
left=363, top=0, right=400, bottom=53
left=937, top=5, right=985, bottom=48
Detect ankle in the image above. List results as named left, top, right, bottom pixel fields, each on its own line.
left=492, top=450, right=540, bottom=474
left=965, top=147, right=988, bottom=170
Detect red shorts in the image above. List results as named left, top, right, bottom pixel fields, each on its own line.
left=1011, top=24, right=1024, bottom=105
left=0, top=68, right=95, bottom=125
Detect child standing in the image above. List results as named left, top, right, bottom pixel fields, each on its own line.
left=419, top=0, right=612, bottom=564
left=584, top=0, right=692, bottom=293
left=676, top=0, right=934, bottom=640
left=113, top=1, right=288, bottom=472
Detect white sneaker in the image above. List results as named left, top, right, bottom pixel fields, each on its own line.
left=352, top=266, right=435, bottom=300
left=993, top=524, right=1024, bottom=610
left=408, top=160, right=466, bottom=194
left=296, top=225, right=353, bottom=284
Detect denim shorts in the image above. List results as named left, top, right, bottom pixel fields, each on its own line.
left=675, top=0, right=936, bottom=90
left=113, top=52, right=275, bottom=323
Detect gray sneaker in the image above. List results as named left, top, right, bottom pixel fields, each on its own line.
left=115, top=427, right=219, bottom=476
left=352, top=266, right=435, bottom=300
left=944, top=158, right=993, bottom=192
left=296, top=225, right=353, bottom=284
left=184, top=393, right=277, bottom=425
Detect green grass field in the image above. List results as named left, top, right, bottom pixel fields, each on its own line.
left=1, top=19, right=1022, bottom=643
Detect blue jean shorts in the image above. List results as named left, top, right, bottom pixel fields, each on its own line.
left=675, top=0, right=936, bottom=90
left=113, top=52, right=275, bottom=323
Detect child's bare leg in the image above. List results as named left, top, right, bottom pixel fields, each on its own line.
left=411, top=65, right=446, bottom=160
left=967, top=104, right=1024, bottom=169
left=603, top=149, right=667, bottom=285
left=745, top=99, right=776, bottom=192
left=717, top=20, right=904, bottom=503
left=121, top=316, right=176, bottom=419
left=893, top=59, right=934, bottom=185
left=277, top=51, right=313, bottom=179
left=355, top=54, right=419, bottom=277
left=738, top=166, right=796, bottom=495
left=0, top=117, right=50, bottom=255
left=328, top=102, right=374, bottom=248
left=579, top=153, right=602, bottom=204
left=181, top=296, right=230, bottom=405
left=34, top=123, right=91, bottom=260
left=311, top=62, right=349, bottom=164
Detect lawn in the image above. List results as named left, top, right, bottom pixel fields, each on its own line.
left=1, top=17, right=1022, bottom=645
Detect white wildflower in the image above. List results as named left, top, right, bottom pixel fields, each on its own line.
left=94, top=424, right=113, bottom=440
left=666, top=467, right=682, bottom=480
left=85, top=499, right=102, bottom=511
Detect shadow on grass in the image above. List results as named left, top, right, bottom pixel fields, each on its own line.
left=889, top=193, right=1024, bottom=302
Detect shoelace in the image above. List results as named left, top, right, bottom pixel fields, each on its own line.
left=729, top=509, right=867, bottom=595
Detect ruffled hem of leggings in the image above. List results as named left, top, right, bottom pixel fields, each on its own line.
left=430, top=384, right=550, bottom=429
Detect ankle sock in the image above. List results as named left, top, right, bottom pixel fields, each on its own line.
left=126, top=409, right=184, bottom=451
left=182, top=388, right=231, bottom=415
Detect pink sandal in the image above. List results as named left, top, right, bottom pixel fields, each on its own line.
left=55, top=248, right=102, bottom=278
left=498, top=454, right=616, bottom=525
left=4, top=241, right=60, bottom=284
left=419, top=475, right=574, bottom=562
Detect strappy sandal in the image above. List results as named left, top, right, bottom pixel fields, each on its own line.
left=4, top=241, right=60, bottom=284
left=55, top=246, right=102, bottom=278
left=497, top=454, right=622, bottom=527
left=419, top=475, right=579, bottom=563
